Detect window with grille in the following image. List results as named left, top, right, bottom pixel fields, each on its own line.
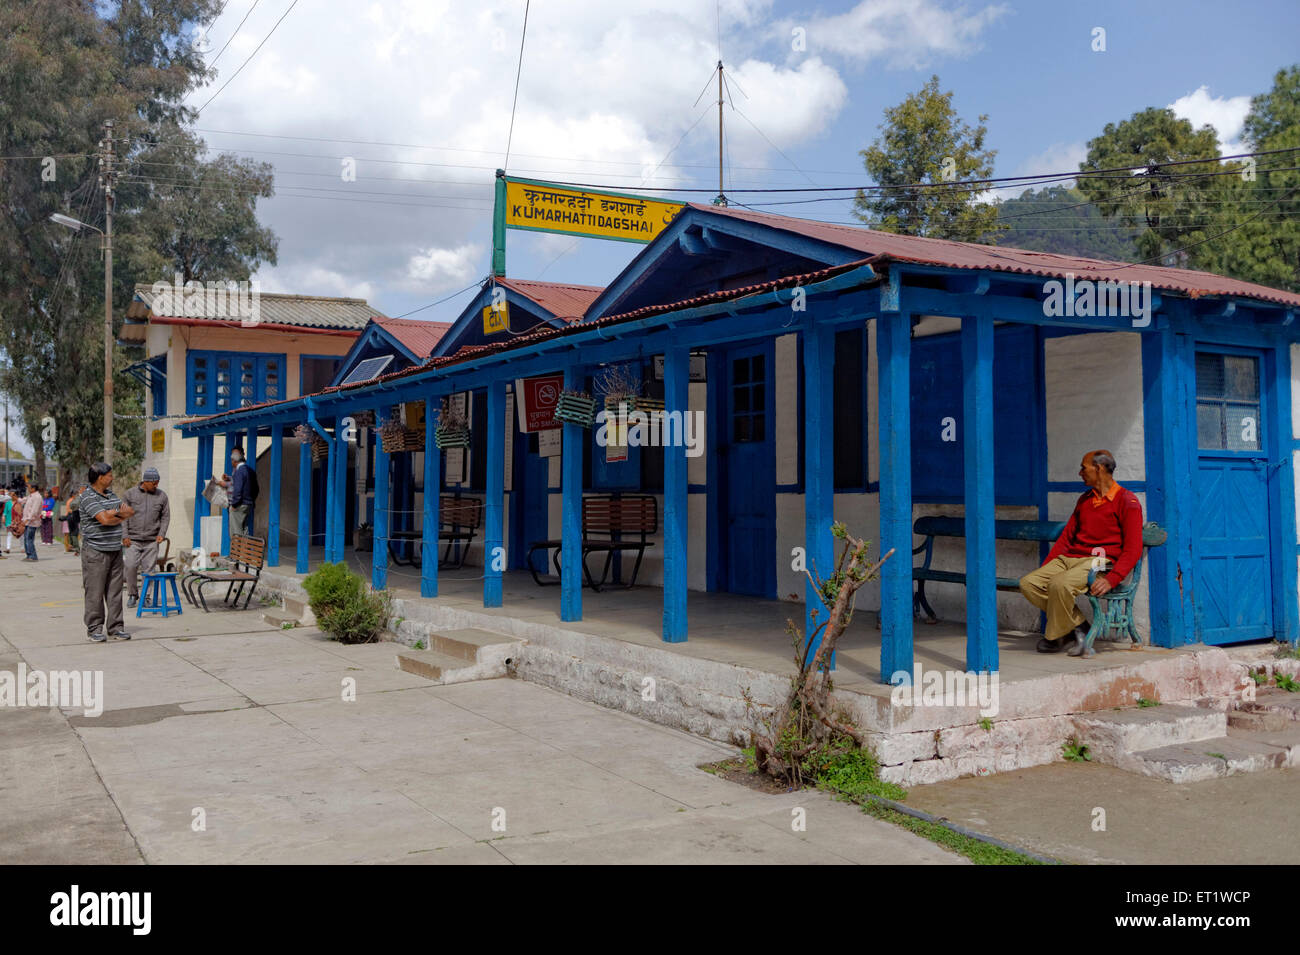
left=187, top=350, right=286, bottom=415
left=1195, top=352, right=1261, bottom=451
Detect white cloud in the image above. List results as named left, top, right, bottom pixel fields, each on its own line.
left=404, top=243, right=484, bottom=292
left=1169, top=85, right=1252, bottom=155
left=1003, top=141, right=1087, bottom=196
left=780, top=0, right=1011, bottom=69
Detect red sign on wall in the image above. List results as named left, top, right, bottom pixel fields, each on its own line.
left=516, top=374, right=564, bottom=432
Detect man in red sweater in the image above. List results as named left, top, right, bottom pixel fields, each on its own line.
left=1019, top=449, right=1144, bottom=656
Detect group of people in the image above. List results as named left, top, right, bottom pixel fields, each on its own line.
left=0, top=480, right=83, bottom=560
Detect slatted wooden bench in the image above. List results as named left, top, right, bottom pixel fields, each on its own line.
left=527, top=494, right=658, bottom=592
left=181, top=534, right=266, bottom=612
left=911, top=516, right=1166, bottom=653
left=388, top=495, right=483, bottom=569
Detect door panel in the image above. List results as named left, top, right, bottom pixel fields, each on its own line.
left=722, top=343, right=775, bottom=597
left=1193, top=349, right=1273, bottom=645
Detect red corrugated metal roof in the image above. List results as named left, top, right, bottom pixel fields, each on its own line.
left=690, top=203, right=1300, bottom=308
left=495, top=276, right=604, bottom=321
left=374, top=316, right=452, bottom=358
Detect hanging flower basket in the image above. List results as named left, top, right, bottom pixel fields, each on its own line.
left=293, top=423, right=313, bottom=444
left=310, top=435, right=330, bottom=463
left=604, top=395, right=665, bottom=414
left=351, top=409, right=375, bottom=429
left=554, top=390, right=597, bottom=427
left=380, top=419, right=425, bottom=453
left=435, top=426, right=471, bottom=449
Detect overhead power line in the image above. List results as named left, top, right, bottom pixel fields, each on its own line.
left=503, top=0, right=530, bottom=171
left=196, top=0, right=300, bottom=116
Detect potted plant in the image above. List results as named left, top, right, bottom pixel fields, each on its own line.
left=597, top=363, right=642, bottom=413
left=554, top=388, right=597, bottom=427
left=434, top=398, right=471, bottom=449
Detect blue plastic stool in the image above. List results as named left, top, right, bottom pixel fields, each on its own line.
left=138, top=572, right=183, bottom=618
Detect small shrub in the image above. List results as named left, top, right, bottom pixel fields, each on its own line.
left=1062, top=738, right=1091, bottom=762
left=1136, top=697, right=1160, bottom=708
left=1275, top=672, right=1299, bottom=693
left=302, top=562, right=391, bottom=644
left=978, top=717, right=993, bottom=731
left=1251, top=668, right=1269, bottom=686
left=814, top=747, right=907, bottom=802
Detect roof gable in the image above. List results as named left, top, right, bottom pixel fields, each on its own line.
left=431, top=278, right=603, bottom=358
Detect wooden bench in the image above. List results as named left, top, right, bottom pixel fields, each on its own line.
left=388, top=495, right=483, bottom=569
left=181, top=534, right=266, bottom=612
left=527, top=494, right=658, bottom=592
left=911, top=516, right=1166, bottom=654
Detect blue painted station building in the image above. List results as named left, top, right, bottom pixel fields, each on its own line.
left=177, top=204, right=1300, bottom=678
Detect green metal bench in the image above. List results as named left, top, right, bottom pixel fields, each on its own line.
left=911, top=516, right=1166, bottom=655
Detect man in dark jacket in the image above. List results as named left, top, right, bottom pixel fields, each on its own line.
left=218, top=446, right=257, bottom=536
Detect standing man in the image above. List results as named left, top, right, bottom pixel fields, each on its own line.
left=218, top=446, right=258, bottom=537
left=121, top=466, right=170, bottom=608
left=1018, top=450, right=1144, bottom=656
left=21, top=480, right=43, bottom=561
left=0, top=487, right=11, bottom=558
left=79, top=462, right=135, bottom=642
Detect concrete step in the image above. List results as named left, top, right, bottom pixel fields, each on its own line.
left=1231, top=687, right=1300, bottom=731
left=262, top=607, right=299, bottom=629
left=1123, top=725, right=1300, bottom=783
left=1071, top=704, right=1227, bottom=763
left=427, top=628, right=512, bottom=664
left=395, top=648, right=477, bottom=684
left=281, top=594, right=316, bottom=627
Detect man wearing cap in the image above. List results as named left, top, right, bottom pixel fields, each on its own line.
left=121, top=467, right=170, bottom=609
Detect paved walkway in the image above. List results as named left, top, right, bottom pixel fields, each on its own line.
left=0, top=549, right=963, bottom=864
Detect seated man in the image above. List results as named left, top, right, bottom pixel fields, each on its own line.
left=1019, top=449, right=1143, bottom=656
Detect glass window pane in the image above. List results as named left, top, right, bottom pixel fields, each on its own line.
left=733, top=387, right=750, bottom=413
left=1195, top=353, right=1224, bottom=399
left=751, top=413, right=765, bottom=443
left=752, top=355, right=765, bottom=381
left=733, top=359, right=750, bottom=385
left=1196, top=402, right=1224, bottom=449
left=1224, top=403, right=1261, bottom=450
left=1224, top=355, right=1258, bottom=401
left=751, top=383, right=765, bottom=411
left=734, top=416, right=751, bottom=443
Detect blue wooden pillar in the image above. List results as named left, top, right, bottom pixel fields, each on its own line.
left=803, top=321, right=836, bottom=665
left=1142, top=320, right=1195, bottom=647
left=322, top=426, right=336, bottom=564
left=962, top=315, right=997, bottom=672
left=485, top=380, right=506, bottom=608
left=332, top=421, right=348, bottom=564
left=1267, top=343, right=1300, bottom=645
left=193, top=434, right=213, bottom=550
left=373, top=407, right=390, bottom=591
left=877, top=299, right=913, bottom=682
left=421, top=395, right=441, bottom=598
left=560, top=364, right=583, bottom=622
left=245, top=427, right=257, bottom=536
left=267, top=427, right=282, bottom=566
left=663, top=344, right=689, bottom=642
left=296, top=438, right=311, bottom=573
left=221, top=431, right=235, bottom=555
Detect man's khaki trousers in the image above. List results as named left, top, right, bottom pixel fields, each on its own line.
left=1018, top=556, right=1096, bottom=641
left=123, top=540, right=159, bottom=599
left=82, top=546, right=125, bottom=637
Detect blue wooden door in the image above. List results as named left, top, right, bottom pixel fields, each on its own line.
left=722, top=342, right=776, bottom=597
left=1193, top=349, right=1273, bottom=644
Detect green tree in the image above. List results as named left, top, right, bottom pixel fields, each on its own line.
left=1075, top=107, right=1222, bottom=264
left=996, top=185, right=1140, bottom=261
left=0, top=2, right=276, bottom=488
left=1194, top=66, right=1300, bottom=292
left=853, top=75, right=1003, bottom=242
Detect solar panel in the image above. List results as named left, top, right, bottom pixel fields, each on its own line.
left=339, top=354, right=394, bottom=387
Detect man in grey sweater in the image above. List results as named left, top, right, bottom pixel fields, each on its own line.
left=121, top=466, right=170, bottom=608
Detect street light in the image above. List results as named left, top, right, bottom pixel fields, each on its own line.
left=50, top=204, right=114, bottom=464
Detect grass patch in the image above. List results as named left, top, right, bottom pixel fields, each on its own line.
left=814, top=748, right=907, bottom=802
left=1275, top=643, right=1300, bottom=661
left=1136, top=697, right=1160, bottom=708
left=855, top=800, right=1046, bottom=866
left=978, top=717, right=993, bottom=731
left=1275, top=672, right=1299, bottom=693
left=1251, top=668, right=1269, bottom=686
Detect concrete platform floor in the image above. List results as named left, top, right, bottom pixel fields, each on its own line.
left=0, top=548, right=966, bottom=864
left=296, top=548, right=1217, bottom=696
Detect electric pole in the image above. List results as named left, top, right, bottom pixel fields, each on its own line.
left=99, top=119, right=114, bottom=464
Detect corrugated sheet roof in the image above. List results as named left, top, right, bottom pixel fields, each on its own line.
left=127, top=283, right=383, bottom=329
left=374, top=316, right=452, bottom=358
left=690, top=204, right=1300, bottom=308
left=495, top=277, right=604, bottom=321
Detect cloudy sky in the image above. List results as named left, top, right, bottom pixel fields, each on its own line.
left=178, top=0, right=1299, bottom=322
